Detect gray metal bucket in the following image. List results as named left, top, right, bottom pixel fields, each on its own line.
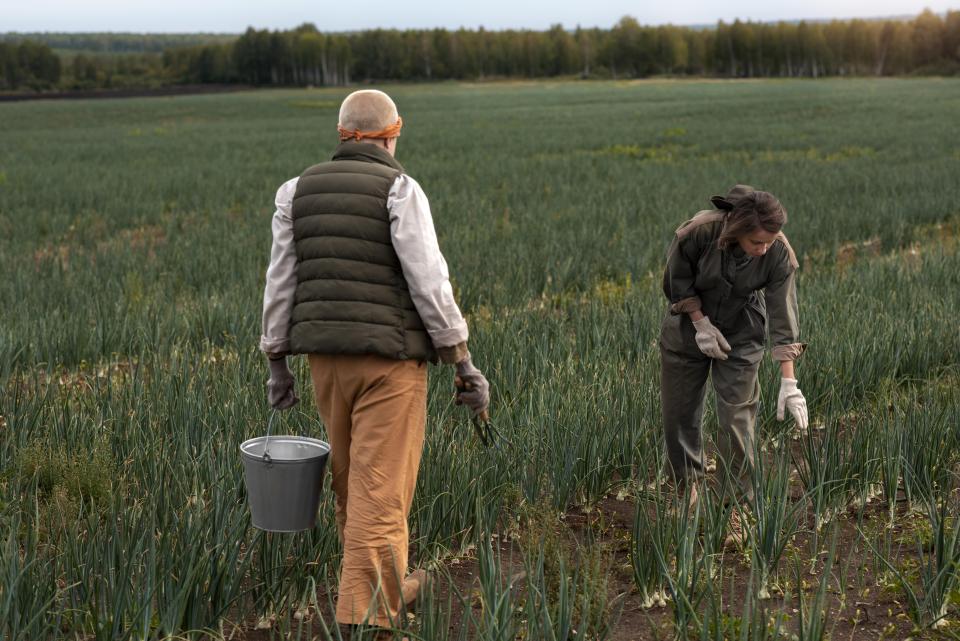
left=240, top=417, right=330, bottom=532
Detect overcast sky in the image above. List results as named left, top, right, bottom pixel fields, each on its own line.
left=2, top=0, right=956, bottom=33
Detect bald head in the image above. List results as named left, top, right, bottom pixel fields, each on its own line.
left=338, top=90, right=399, bottom=133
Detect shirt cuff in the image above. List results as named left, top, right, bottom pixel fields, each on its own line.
left=771, top=343, right=807, bottom=362
left=427, top=322, right=469, bottom=350
left=260, top=335, right=291, bottom=355
left=670, top=296, right=702, bottom=314
left=436, top=341, right=469, bottom=364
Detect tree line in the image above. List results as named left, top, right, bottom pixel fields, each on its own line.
left=0, top=40, right=62, bottom=90
left=3, top=10, right=959, bottom=92
left=0, top=32, right=236, bottom=54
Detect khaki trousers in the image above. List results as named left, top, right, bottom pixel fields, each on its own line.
left=308, top=353, right=427, bottom=627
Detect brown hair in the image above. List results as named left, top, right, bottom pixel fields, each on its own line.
left=717, top=191, right=787, bottom=249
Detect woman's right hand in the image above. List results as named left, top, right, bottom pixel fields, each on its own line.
left=691, top=316, right=732, bottom=360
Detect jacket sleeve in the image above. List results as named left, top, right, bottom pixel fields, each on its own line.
left=259, top=177, right=299, bottom=356
left=387, top=174, right=470, bottom=364
left=662, top=230, right=703, bottom=314
left=765, top=243, right=806, bottom=361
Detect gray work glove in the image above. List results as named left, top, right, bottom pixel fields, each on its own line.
left=267, top=356, right=299, bottom=411
left=692, top=316, right=732, bottom=360
left=777, top=378, right=808, bottom=431
left=454, top=356, right=490, bottom=417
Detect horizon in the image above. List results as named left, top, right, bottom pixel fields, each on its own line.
left=0, top=12, right=941, bottom=36
left=1, top=0, right=956, bottom=34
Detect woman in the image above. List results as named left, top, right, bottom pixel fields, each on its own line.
left=659, top=185, right=808, bottom=545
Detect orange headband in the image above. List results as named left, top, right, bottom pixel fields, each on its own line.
left=337, top=116, right=403, bottom=142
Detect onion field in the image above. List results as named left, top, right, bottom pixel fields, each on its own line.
left=2, top=78, right=960, bottom=640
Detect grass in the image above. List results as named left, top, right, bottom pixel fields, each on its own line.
left=1, top=78, right=959, bottom=639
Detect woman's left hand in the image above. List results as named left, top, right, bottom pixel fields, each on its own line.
left=777, top=378, right=808, bottom=430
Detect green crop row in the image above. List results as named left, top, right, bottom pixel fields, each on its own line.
left=1, top=80, right=959, bottom=639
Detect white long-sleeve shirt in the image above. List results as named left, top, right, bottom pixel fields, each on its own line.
left=260, top=173, right=469, bottom=355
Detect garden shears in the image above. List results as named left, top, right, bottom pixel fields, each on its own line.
left=455, top=376, right=507, bottom=449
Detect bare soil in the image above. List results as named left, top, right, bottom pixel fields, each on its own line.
left=231, top=490, right=949, bottom=641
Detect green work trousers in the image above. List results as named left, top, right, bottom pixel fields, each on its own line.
left=659, top=308, right=765, bottom=496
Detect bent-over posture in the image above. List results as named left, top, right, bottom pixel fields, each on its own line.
left=660, top=185, right=808, bottom=546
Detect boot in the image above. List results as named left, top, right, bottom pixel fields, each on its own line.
left=723, top=504, right=748, bottom=550
left=668, top=481, right=700, bottom=518
left=401, top=569, right=428, bottom=611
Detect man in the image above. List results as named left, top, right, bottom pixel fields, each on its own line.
left=259, top=89, right=490, bottom=635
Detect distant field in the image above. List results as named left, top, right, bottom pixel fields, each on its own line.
left=1, top=79, right=960, bottom=640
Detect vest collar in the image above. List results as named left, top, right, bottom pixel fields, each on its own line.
left=332, top=142, right=405, bottom=172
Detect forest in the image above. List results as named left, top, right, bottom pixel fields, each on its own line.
left=1, top=9, right=959, bottom=91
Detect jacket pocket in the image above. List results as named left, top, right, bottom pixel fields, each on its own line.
left=746, top=296, right=766, bottom=322
left=744, top=297, right=767, bottom=343
left=659, top=310, right=689, bottom=353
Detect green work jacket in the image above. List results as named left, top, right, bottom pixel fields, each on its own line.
left=661, top=210, right=806, bottom=361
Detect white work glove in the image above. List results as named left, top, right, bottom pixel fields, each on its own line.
left=777, top=378, right=808, bottom=431
left=691, top=316, right=732, bottom=360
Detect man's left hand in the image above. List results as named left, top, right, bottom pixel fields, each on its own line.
left=454, top=356, right=489, bottom=416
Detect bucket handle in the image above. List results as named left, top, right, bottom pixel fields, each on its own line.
left=262, top=410, right=278, bottom=464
